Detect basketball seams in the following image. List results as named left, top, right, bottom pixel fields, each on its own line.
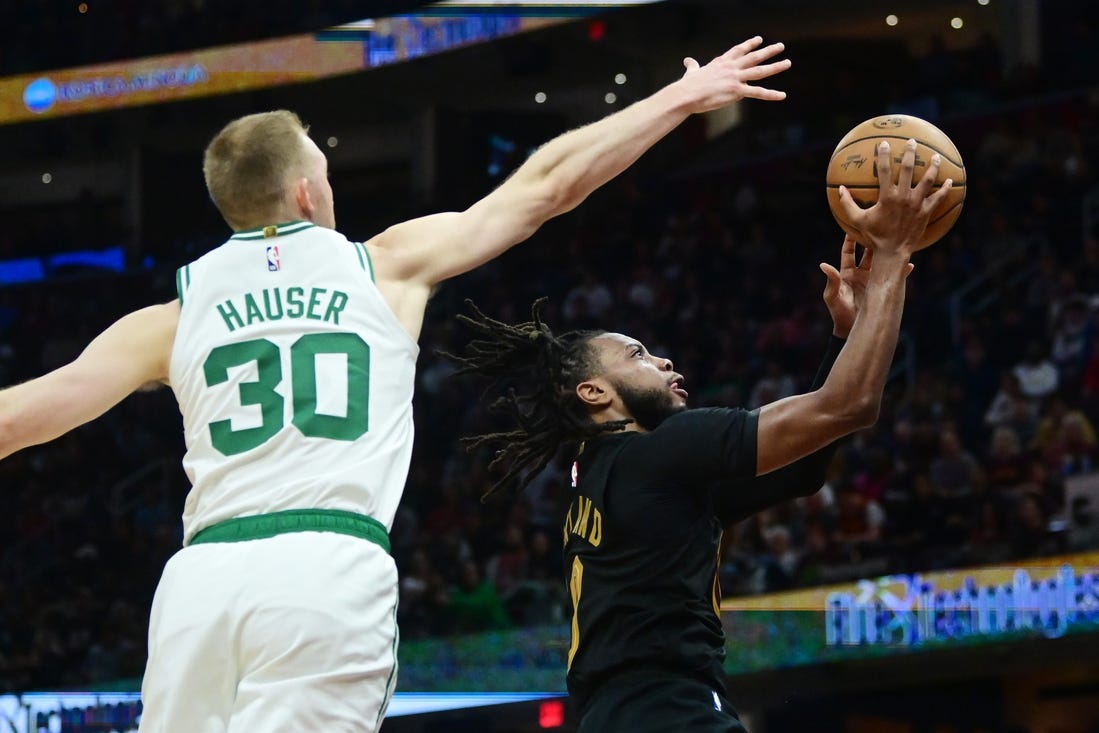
left=927, top=198, right=964, bottom=225
left=829, top=134, right=964, bottom=168
left=824, top=183, right=967, bottom=189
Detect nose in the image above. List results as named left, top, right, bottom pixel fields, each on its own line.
left=659, top=357, right=674, bottom=371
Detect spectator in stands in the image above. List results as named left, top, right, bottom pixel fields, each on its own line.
left=1013, top=341, right=1060, bottom=401
left=930, top=427, right=985, bottom=505
left=1007, top=491, right=1061, bottom=559
left=445, top=561, right=510, bottom=634
left=1040, top=410, right=1098, bottom=476
left=831, top=479, right=885, bottom=561
left=1051, top=296, right=1091, bottom=390
left=985, top=371, right=1040, bottom=442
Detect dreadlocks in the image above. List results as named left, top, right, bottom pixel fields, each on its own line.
left=442, top=298, right=632, bottom=500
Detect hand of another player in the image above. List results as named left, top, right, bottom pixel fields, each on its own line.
left=677, top=36, right=790, bottom=113
left=819, top=234, right=872, bottom=338
left=836, top=139, right=953, bottom=256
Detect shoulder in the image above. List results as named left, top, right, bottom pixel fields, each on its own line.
left=647, top=407, right=759, bottom=438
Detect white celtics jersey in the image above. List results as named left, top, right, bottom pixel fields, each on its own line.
left=169, top=221, right=418, bottom=544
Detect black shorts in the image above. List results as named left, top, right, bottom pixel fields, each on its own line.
left=575, top=669, right=746, bottom=733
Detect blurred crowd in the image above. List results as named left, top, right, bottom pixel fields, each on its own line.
left=1, top=34, right=1099, bottom=695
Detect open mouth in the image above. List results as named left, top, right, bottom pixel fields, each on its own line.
left=670, top=380, right=688, bottom=399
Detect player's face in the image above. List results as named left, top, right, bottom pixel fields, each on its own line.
left=591, top=333, right=688, bottom=430
left=300, top=134, right=336, bottom=229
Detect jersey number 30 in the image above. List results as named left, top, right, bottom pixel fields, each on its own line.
left=203, top=333, right=370, bottom=456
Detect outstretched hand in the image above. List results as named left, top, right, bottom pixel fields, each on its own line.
left=835, top=138, right=953, bottom=256
left=678, top=36, right=790, bottom=114
left=820, top=234, right=914, bottom=337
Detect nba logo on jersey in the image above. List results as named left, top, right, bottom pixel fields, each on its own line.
left=266, top=245, right=280, bottom=272
left=571, top=461, right=578, bottom=488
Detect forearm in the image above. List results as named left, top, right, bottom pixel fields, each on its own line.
left=811, top=334, right=846, bottom=390
left=817, top=254, right=910, bottom=424
left=513, top=83, right=693, bottom=212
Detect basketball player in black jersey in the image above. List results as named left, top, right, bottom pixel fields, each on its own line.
left=447, top=139, right=952, bottom=732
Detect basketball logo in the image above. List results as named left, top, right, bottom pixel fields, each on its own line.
left=266, top=245, right=280, bottom=272
left=871, top=116, right=905, bottom=129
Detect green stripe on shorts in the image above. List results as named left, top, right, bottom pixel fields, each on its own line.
left=189, top=509, right=390, bottom=553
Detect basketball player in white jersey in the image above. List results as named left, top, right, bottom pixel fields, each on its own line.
left=0, top=39, right=789, bottom=732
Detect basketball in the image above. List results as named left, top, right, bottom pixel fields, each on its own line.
left=825, top=114, right=966, bottom=250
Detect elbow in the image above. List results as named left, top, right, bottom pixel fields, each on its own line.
left=544, top=179, right=582, bottom=217
left=849, top=394, right=882, bottom=430
left=0, top=413, right=16, bottom=461
left=826, top=389, right=883, bottom=435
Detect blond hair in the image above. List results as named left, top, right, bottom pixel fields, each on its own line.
left=203, top=110, right=310, bottom=229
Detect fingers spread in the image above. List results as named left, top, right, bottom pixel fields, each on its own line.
left=726, top=36, right=764, bottom=59
left=922, top=179, right=954, bottom=214
left=840, top=234, right=857, bottom=270
left=915, top=153, right=942, bottom=197
left=897, top=138, right=917, bottom=190
left=876, top=141, right=893, bottom=189
left=837, top=185, right=867, bottom=222
left=740, top=42, right=786, bottom=67
left=739, top=59, right=792, bottom=81
left=820, top=263, right=841, bottom=297
left=741, top=86, right=787, bottom=101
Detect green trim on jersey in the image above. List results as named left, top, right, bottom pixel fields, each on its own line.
left=351, top=242, right=375, bottom=283
left=351, top=241, right=367, bottom=272
left=230, top=220, right=316, bottom=241
left=362, top=243, right=376, bottom=283
left=176, top=264, right=192, bottom=305
left=188, top=508, right=390, bottom=553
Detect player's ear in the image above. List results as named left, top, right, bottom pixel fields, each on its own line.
left=576, top=378, right=612, bottom=408
left=293, top=177, right=314, bottom=219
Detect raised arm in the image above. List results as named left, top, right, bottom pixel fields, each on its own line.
left=754, top=139, right=953, bottom=476
left=0, top=301, right=179, bottom=460
left=715, top=237, right=866, bottom=521
left=366, top=36, right=790, bottom=286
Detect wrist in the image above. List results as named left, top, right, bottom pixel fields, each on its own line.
left=658, top=79, right=702, bottom=117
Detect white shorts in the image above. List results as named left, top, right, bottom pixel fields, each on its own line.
left=139, top=531, right=399, bottom=733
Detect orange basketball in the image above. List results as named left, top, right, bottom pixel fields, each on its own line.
left=825, top=114, right=966, bottom=250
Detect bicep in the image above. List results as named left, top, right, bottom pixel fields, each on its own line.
left=366, top=178, right=561, bottom=286
left=755, top=391, right=858, bottom=476
left=0, top=302, right=178, bottom=455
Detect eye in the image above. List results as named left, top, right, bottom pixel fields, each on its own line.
left=633, top=349, right=644, bottom=358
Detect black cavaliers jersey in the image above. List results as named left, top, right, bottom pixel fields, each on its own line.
left=563, top=407, right=759, bottom=710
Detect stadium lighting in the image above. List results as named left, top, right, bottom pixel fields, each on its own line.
left=951, top=16, right=964, bottom=29
left=886, top=14, right=899, bottom=26
left=535, top=92, right=547, bottom=103
left=978, top=0, right=990, bottom=5
left=614, top=73, right=627, bottom=85
left=326, top=136, right=338, bottom=148
left=41, top=173, right=52, bottom=184
left=604, top=92, right=617, bottom=104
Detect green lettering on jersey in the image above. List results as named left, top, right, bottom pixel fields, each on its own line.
left=324, top=290, right=349, bottom=325
left=244, top=293, right=264, bottom=326
left=263, top=288, right=284, bottom=320
left=216, top=300, right=244, bottom=332
left=306, top=287, right=327, bottom=321
left=286, top=287, right=305, bottom=318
